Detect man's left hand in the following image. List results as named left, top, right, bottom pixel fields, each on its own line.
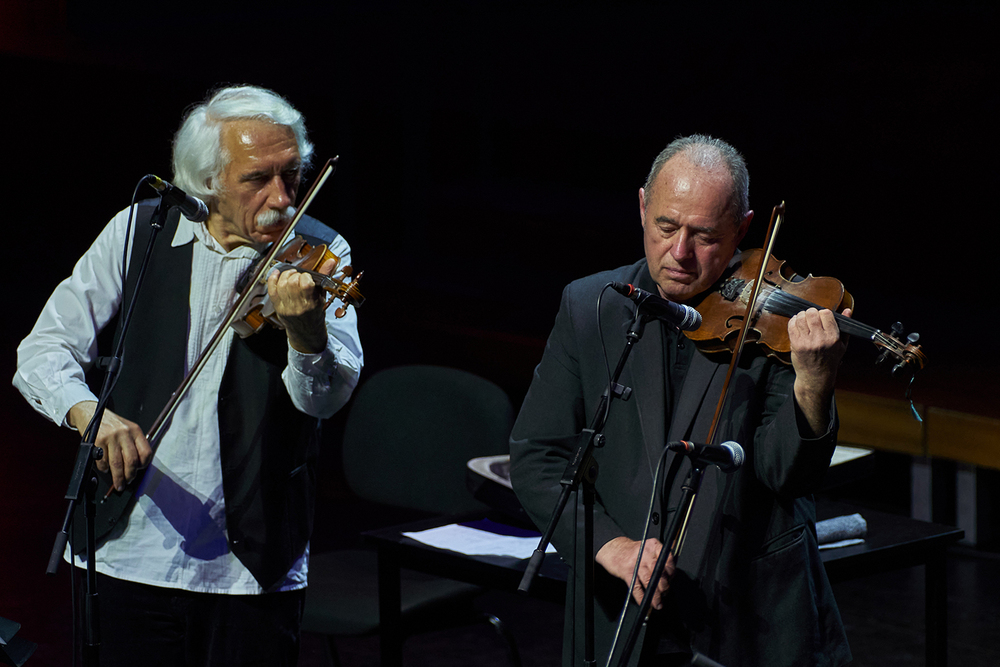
left=788, top=307, right=851, bottom=436
left=267, top=257, right=337, bottom=353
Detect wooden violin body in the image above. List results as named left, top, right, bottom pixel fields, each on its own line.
left=231, top=235, right=365, bottom=338
left=685, top=248, right=926, bottom=379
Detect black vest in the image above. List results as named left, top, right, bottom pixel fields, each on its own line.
left=73, top=200, right=337, bottom=590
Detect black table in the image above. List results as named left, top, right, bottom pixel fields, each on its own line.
left=816, top=500, right=964, bottom=667
left=365, top=500, right=963, bottom=667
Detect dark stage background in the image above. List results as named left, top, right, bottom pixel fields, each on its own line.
left=1, top=1, right=996, bottom=665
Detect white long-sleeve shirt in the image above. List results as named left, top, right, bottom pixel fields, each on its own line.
left=13, top=206, right=363, bottom=594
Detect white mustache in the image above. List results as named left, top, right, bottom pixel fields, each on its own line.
left=255, top=206, right=296, bottom=230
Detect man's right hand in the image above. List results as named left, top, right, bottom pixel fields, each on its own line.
left=68, top=401, right=152, bottom=492
left=595, top=535, right=675, bottom=610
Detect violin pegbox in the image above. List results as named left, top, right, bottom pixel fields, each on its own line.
left=331, top=270, right=364, bottom=318
left=874, top=321, right=927, bottom=380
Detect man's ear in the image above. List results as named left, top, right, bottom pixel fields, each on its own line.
left=639, top=187, right=647, bottom=228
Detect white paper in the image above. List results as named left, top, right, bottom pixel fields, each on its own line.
left=818, top=538, right=866, bottom=550
left=403, top=524, right=558, bottom=559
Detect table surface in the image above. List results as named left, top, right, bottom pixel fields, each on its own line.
left=815, top=499, right=963, bottom=581
left=365, top=495, right=964, bottom=667
left=364, top=498, right=964, bottom=597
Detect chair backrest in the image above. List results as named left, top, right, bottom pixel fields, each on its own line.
left=342, top=365, right=516, bottom=515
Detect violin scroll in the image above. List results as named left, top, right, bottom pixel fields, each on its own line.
left=874, top=321, right=927, bottom=380
left=330, top=269, right=365, bottom=319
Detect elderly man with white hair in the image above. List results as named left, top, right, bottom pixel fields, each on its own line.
left=14, top=85, right=363, bottom=666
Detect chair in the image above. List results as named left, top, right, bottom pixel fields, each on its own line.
left=302, top=365, right=521, bottom=666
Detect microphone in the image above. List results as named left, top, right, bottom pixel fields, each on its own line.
left=146, top=175, right=209, bottom=222
left=666, top=440, right=745, bottom=473
left=609, top=282, right=702, bottom=331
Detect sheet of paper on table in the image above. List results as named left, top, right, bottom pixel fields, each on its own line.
left=403, top=523, right=559, bottom=559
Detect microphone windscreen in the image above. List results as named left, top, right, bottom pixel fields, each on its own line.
left=721, top=441, right=745, bottom=469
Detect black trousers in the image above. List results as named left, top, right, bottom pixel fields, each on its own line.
left=84, top=572, right=305, bottom=667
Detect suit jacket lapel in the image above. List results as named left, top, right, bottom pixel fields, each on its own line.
left=669, top=348, right=724, bottom=444
left=626, top=313, right=665, bottom=467
left=616, top=263, right=667, bottom=469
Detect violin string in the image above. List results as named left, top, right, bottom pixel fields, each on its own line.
left=269, top=257, right=348, bottom=295
left=760, top=287, right=879, bottom=340
left=764, top=287, right=915, bottom=348
left=759, top=286, right=915, bottom=359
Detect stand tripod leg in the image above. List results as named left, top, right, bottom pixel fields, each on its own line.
left=583, top=480, right=596, bottom=667
left=83, top=475, right=101, bottom=666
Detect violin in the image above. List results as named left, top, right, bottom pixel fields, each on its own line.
left=685, top=248, right=926, bottom=379
left=230, top=235, right=365, bottom=338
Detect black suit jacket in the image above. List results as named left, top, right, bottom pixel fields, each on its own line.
left=509, top=257, right=851, bottom=667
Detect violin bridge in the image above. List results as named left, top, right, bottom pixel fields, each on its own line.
left=720, top=276, right=747, bottom=302
left=725, top=277, right=773, bottom=323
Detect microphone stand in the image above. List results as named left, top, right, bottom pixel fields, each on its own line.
left=46, top=197, right=173, bottom=667
left=519, top=307, right=649, bottom=667
left=612, top=457, right=708, bottom=667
